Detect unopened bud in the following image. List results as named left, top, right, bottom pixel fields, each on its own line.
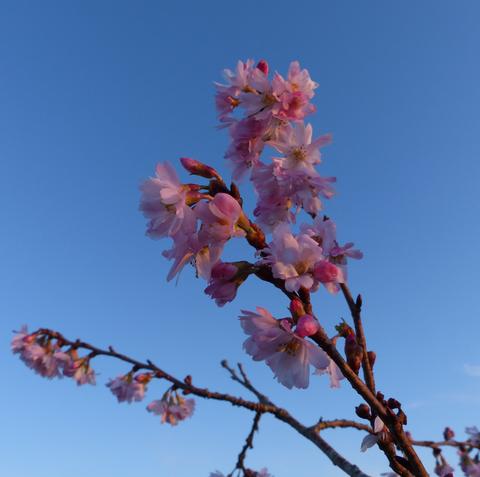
left=387, top=397, right=401, bottom=409
left=295, top=314, right=319, bottom=338
left=313, top=260, right=342, bottom=283
left=345, top=334, right=362, bottom=374
left=355, top=404, right=371, bottom=420
left=180, top=157, right=221, bottom=180
left=289, top=298, right=306, bottom=319
left=443, top=427, right=455, bottom=441
left=256, top=59, right=269, bottom=75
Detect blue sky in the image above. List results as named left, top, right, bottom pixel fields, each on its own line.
left=2, top=1, right=480, bottom=476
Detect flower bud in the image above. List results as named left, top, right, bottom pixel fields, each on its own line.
left=180, top=157, right=221, bottom=180
left=355, top=404, right=371, bottom=420
left=313, top=260, right=343, bottom=283
left=295, top=314, right=319, bottom=338
left=256, top=59, right=269, bottom=75
left=443, top=427, right=455, bottom=441
left=367, top=350, right=376, bottom=369
left=289, top=298, right=306, bottom=320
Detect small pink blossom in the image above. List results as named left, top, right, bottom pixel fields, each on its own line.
left=261, top=224, right=324, bottom=292
left=240, top=307, right=329, bottom=389
left=140, top=162, right=196, bottom=239
left=107, top=373, right=151, bottom=403
left=271, top=61, right=317, bottom=120
left=269, top=121, right=331, bottom=174
left=147, top=391, right=195, bottom=426
left=63, top=357, right=96, bottom=386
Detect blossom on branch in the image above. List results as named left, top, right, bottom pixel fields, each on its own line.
left=240, top=307, right=329, bottom=389
left=147, top=389, right=195, bottom=426
left=107, top=373, right=151, bottom=403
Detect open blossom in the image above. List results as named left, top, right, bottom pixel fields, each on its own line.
left=147, top=392, right=195, bottom=426
left=140, top=162, right=196, bottom=239
left=63, top=357, right=96, bottom=385
left=240, top=307, right=329, bottom=389
left=107, top=373, right=151, bottom=403
left=271, top=61, right=318, bottom=120
left=269, top=121, right=331, bottom=174
left=261, top=224, right=324, bottom=292
left=360, top=416, right=386, bottom=452
left=466, top=426, right=480, bottom=446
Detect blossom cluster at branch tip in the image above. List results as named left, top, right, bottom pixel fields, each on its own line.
left=147, top=388, right=195, bottom=426
left=11, top=326, right=96, bottom=385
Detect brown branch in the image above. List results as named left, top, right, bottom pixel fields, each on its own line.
left=33, top=329, right=372, bottom=477
left=340, top=283, right=375, bottom=394
left=412, top=439, right=480, bottom=450
left=231, top=411, right=262, bottom=475
left=314, top=419, right=372, bottom=433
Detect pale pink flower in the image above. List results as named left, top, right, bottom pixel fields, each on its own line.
left=196, top=193, right=245, bottom=244
left=225, top=117, right=267, bottom=179
left=360, top=417, right=385, bottom=452
left=271, top=61, right=317, bottom=120
left=240, top=307, right=329, bottom=389
left=261, top=224, right=324, bottom=292
left=269, top=121, right=331, bottom=174
left=107, top=374, right=150, bottom=403
left=252, top=162, right=294, bottom=229
left=140, top=162, right=196, bottom=239
left=239, top=67, right=278, bottom=121
left=63, top=358, right=96, bottom=386
left=434, top=460, right=454, bottom=477
left=147, top=394, right=195, bottom=426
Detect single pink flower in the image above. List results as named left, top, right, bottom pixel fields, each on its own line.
left=139, top=162, right=196, bottom=239
left=240, top=307, right=329, bottom=389
left=360, top=417, right=386, bottom=452
left=63, top=357, right=96, bottom=386
left=261, top=224, right=324, bottom=292
left=313, top=260, right=345, bottom=293
left=269, top=121, right=331, bottom=174
left=107, top=373, right=151, bottom=403
left=147, top=392, right=195, bottom=426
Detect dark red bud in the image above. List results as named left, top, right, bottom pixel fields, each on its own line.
left=256, top=59, right=269, bottom=75
left=367, top=350, right=376, bottom=369
left=355, top=404, right=371, bottom=420
left=180, top=157, right=221, bottom=180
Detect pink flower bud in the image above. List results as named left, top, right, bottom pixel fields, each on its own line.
left=295, top=314, right=319, bottom=338
left=256, top=59, right=269, bottom=75
left=313, top=261, right=342, bottom=283
left=289, top=298, right=305, bottom=319
left=210, top=262, right=237, bottom=281
left=180, top=157, right=221, bottom=180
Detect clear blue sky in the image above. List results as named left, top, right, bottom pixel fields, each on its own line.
left=2, top=2, right=480, bottom=476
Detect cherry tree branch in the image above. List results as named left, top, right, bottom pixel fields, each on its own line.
left=230, top=411, right=262, bottom=475
left=33, top=329, right=372, bottom=477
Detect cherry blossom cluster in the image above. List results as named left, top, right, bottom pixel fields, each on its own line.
left=11, top=327, right=195, bottom=426
left=138, top=59, right=363, bottom=391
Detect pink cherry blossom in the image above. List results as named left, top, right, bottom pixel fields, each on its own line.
left=271, top=61, right=318, bottom=120
left=269, top=121, right=331, bottom=174
left=196, top=193, right=245, bottom=244
left=140, top=162, right=196, bottom=239
left=225, top=117, right=268, bottom=179
left=240, top=307, right=329, bottom=389
left=360, top=416, right=386, bottom=452
left=147, top=393, right=195, bottom=426
left=261, top=224, right=324, bottom=292
left=107, top=373, right=150, bottom=403
left=63, top=357, right=96, bottom=386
